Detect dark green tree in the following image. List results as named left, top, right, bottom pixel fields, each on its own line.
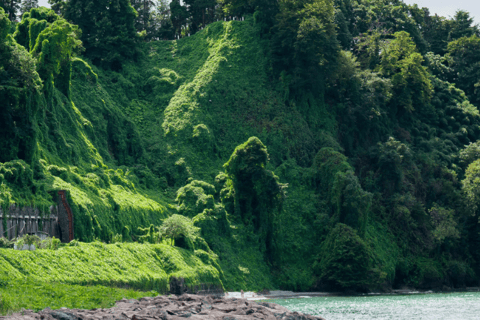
left=47, top=0, right=64, bottom=15
left=184, top=0, right=217, bottom=35
left=351, top=0, right=427, bottom=54
left=448, top=10, right=479, bottom=41
left=130, top=0, right=154, bottom=35
left=64, top=0, right=138, bottom=69
left=223, top=137, right=286, bottom=261
left=446, top=35, right=480, bottom=106
left=408, top=6, right=450, bottom=55
left=462, top=160, right=480, bottom=274
left=219, top=0, right=252, bottom=18
left=312, top=147, right=371, bottom=236
left=333, top=0, right=353, bottom=49
left=152, top=0, right=174, bottom=40
left=315, top=223, right=381, bottom=291
left=0, top=7, right=42, bottom=163
left=272, top=0, right=339, bottom=96
left=20, top=0, right=37, bottom=16
left=0, top=0, right=21, bottom=21
left=170, top=0, right=187, bottom=38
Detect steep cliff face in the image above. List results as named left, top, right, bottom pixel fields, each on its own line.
left=2, top=5, right=480, bottom=292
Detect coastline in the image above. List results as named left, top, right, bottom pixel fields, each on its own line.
left=226, top=286, right=480, bottom=301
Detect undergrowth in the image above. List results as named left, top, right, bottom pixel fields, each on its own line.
left=0, top=279, right=157, bottom=315
left=0, top=242, right=222, bottom=292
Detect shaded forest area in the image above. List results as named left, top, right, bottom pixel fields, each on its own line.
left=1, top=0, right=480, bottom=293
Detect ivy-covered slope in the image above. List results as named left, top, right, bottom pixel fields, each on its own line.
left=2, top=3, right=480, bottom=293
left=0, top=242, right=222, bottom=292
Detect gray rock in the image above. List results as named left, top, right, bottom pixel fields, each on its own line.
left=0, top=294, right=325, bottom=320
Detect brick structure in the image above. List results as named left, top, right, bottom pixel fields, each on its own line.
left=57, top=190, right=74, bottom=242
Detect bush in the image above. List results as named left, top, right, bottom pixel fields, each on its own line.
left=315, top=223, right=382, bottom=291
left=0, top=238, right=13, bottom=249
left=160, top=215, right=200, bottom=250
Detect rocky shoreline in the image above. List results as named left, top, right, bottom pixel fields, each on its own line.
left=1, top=294, right=325, bottom=320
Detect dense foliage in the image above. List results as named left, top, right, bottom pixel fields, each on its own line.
left=1, top=0, right=480, bottom=294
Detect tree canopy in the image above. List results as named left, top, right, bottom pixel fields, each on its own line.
left=64, top=0, right=137, bottom=69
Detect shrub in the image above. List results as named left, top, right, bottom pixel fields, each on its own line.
left=159, top=214, right=200, bottom=250
left=0, top=238, right=12, bottom=249
left=315, top=223, right=382, bottom=291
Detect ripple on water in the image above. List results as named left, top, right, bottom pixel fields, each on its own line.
left=267, top=292, right=480, bottom=320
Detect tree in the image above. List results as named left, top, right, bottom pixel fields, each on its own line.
left=159, top=214, right=201, bottom=249
left=20, top=0, right=37, bottom=17
left=428, top=204, right=459, bottom=246
left=312, top=148, right=371, bottom=236
left=408, top=6, right=450, bottom=55
left=351, top=0, right=427, bottom=54
left=152, top=0, right=174, bottom=40
left=448, top=10, right=479, bottom=41
left=176, top=180, right=216, bottom=217
left=462, top=159, right=480, bottom=274
left=379, top=31, right=433, bottom=115
left=64, top=0, right=138, bottom=69
left=0, top=0, right=21, bottom=21
left=184, top=0, right=217, bottom=35
left=446, top=35, right=480, bottom=106
left=315, top=223, right=381, bottom=291
left=170, top=0, right=187, bottom=38
left=32, top=18, right=82, bottom=94
left=47, top=0, right=65, bottom=16
left=272, top=0, right=339, bottom=96
left=130, top=0, right=154, bottom=34
left=0, top=7, right=42, bottom=163
left=223, top=137, right=286, bottom=261
left=13, top=7, right=81, bottom=96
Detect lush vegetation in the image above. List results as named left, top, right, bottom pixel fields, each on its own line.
left=1, top=0, right=480, bottom=298
left=0, top=280, right=157, bottom=315
left=0, top=242, right=222, bottom=291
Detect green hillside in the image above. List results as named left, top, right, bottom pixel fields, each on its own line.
left=1, top=0, right=480, bottom=294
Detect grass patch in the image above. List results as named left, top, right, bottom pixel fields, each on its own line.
left=0, top=242, right=222, bottom=292
left=0, top=279, right=157, bottom=315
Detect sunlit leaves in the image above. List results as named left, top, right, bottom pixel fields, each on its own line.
left=32, top=19, right=82, bottom=80
left=379, top=31, right=432, bottom=113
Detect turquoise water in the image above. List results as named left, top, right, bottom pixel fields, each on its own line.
left=268, top=292, right=480, bottom=319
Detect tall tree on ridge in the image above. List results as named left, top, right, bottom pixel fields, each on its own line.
left=0, top=0, right=21, bottom=21
left=170, top=0, right=187, bottom=38
left=131, top=0, right=154, bottom=34
left=448, top=10, right=479, bottom=41
left=152, top=0, right=174, bottom=40
left=47, top=0, right=65, bottom=16
left=20, top=0, right=38, bottom=17
left=64, top=0, right=138, bottom=70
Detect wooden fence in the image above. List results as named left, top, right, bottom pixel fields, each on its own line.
left=0, top=190, right=74, bottom=242
left=0, top=205, right=59, bottom=240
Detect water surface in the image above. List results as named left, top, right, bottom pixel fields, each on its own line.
left=268, top=292, right=480, bottom=320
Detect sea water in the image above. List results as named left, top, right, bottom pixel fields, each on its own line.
left=268, top=292, right=480, bottom=320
